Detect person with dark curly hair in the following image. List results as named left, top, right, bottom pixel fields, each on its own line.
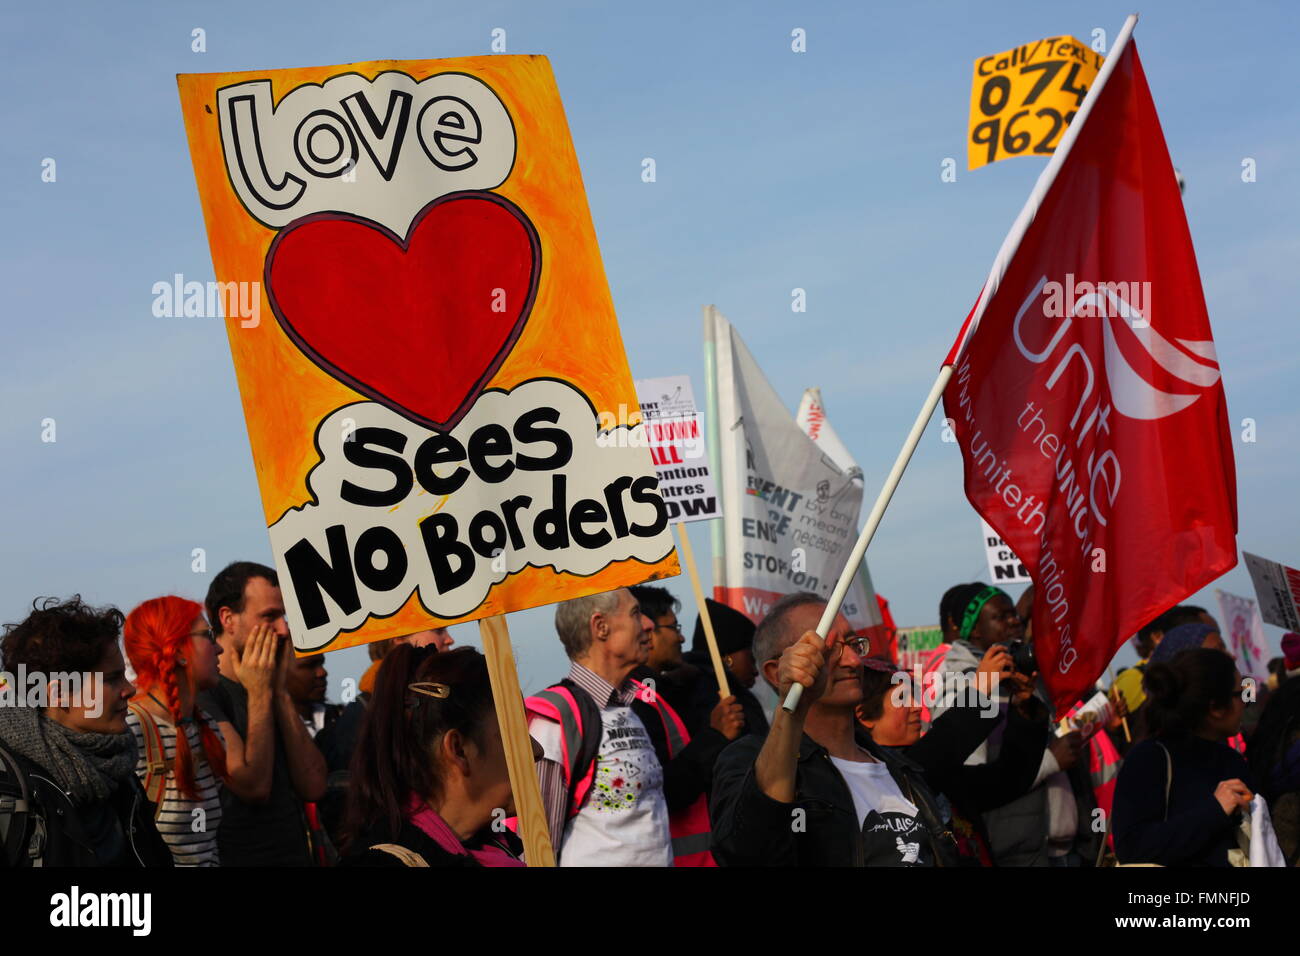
left=0, top=596, right=172, bottom=866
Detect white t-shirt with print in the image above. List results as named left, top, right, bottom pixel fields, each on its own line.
left=829, top=756, right=932, bottom=867
left=532, top=704, right=673, bottom=867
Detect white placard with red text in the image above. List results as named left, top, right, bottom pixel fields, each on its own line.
left=635, top=375, right=720, bottom=525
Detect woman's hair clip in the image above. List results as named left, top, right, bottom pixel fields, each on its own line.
left=408, top=681, right=451, bottom=700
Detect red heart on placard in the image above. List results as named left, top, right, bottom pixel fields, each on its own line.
left=265, top=192, right=541, bottom=431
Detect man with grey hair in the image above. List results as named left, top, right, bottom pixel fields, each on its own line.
left=526, top=587, right=674, bottom=865
left=710, top=592, right=954, bottom=867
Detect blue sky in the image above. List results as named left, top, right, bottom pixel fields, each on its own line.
left=3, top=0, right=1297, bottom=702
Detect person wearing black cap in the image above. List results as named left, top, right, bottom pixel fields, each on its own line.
left=661, top=597, right=771, bottom=741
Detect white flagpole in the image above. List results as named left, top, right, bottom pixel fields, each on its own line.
left=703, top=305, right=726, bottom=594
left=782, top=13, right=1140, bottom=713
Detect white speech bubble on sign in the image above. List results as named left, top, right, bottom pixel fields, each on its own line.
left=217, top=71, right=517, bottom=234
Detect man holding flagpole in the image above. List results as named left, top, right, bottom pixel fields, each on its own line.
left=710, top=593, right=955, bottom=867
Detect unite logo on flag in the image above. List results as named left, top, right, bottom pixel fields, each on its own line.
left=943, top=34, right=1238, bottom=712
left=1014, top=272, right=1222, bottom=422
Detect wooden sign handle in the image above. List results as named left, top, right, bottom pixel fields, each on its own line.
left=479, top=615, right=556, bottom=867
left=675, top=522, right=731, bottom=699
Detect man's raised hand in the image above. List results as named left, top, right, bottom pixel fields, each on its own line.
left=778, top=631, right=835, bottom=718
left=235, top=624, right=276, bottom=696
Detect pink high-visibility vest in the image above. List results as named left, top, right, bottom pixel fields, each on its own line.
left=525, top=679, right=714, bottom=867
left=918, top=643, right=952, bottom=727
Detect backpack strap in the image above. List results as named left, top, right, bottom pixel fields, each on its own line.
left=527, top=680, right=603, bottom=820
left=0, top=742, right=35, bottom=867
left=368, top=843, right=429, bottom=867
left=1156, top=741, right=1172, bottom=820
left=127, top=701, right=168, bottom=819
left=630, top=679, right=690, bottom=759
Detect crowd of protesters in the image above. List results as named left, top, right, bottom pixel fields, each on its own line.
left=2, top=560, right=1298, bottom=868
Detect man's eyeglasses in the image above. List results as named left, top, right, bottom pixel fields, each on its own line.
left=655, top=622, right=683, bottom=635
left=763, top=634, right=871, bottom=664
left=833, top=635, right=871, bottom=656
left=189, top=626, right=217, bottom=644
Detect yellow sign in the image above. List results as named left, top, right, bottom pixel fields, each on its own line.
left=967, top=36, right=1102, bottom=170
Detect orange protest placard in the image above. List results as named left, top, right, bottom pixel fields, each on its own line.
left=178, top=57, right=678, bottom=653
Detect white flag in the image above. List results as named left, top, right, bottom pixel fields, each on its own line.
left=795, top=387, right=883, bottom=633
left=705, top=306, right=865, bottom=624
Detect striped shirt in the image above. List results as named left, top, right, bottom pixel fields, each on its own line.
left=126, top=708, right=225, bottom=867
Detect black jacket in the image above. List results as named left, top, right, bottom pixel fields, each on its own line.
left=630, top=666, right=731, bottom=812
left=1112, top=735, right=1253, bottom=867
left=0, top=745, right=172, bottom=868
left=907, top=698, right=1050, bottom=814
left=663, top=653, right=770, bottom=741
left=710, top=729, right=958, bottom=867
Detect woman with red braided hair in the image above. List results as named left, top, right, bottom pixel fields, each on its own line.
left=123, top=596, right=230, bottom=866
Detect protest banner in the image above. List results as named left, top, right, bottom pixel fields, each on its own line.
left=786, top=16, right=1237, bottom=715
left=794, top=387, right=885, bottom=640
left=1215, top=589, right=1269, bottom=681
left=968, top=34, right=1102, bottom=170
left=635, top=374, right=729, bottom=696
left=982, top=518, right=1032, bottom=585
left=178, top=55, right=681, bottom=865
left=704, top=307, right=865, bottom=626
left=1243, top=552, right=1300, bottom=632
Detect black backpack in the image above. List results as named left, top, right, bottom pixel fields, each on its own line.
left=0, top=742, right=43, bottom=867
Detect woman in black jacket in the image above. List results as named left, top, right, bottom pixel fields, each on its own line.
left=0, top=597, right=172, bottom=867
left=1111, top=648, right=1254, bottom=866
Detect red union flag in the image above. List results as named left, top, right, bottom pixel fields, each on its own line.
left=942, top=35, right=1238, bottom=713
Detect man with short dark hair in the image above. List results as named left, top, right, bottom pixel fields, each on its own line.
left=286, top=654, right=333, bottom=738
left=630, top=585, right=684, bottom=672
left=284, top=652, right=345, bottom=864
left=198, top=561, right=326, bottom=866
left=710, top=592, right=954, bottom=866
left=628, top=586, right=743, bottom=865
